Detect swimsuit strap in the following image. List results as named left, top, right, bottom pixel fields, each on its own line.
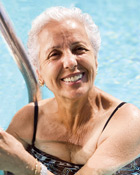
left=32, top=101, right=38, bottom=146
left=102, top=102, right=126, bottom=132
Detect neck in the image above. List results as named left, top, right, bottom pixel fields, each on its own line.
left=55, top=88, right=99, bottom=132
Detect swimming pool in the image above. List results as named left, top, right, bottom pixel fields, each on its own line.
left=0, top=0, right=140, bottom=174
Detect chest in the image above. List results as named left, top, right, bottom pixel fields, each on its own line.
left=32, top=107, right=111, bottom=164
left=35, top=122, right=103, bottom=164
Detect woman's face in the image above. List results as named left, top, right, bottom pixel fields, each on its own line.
left=37, top=19, right=98, bottom=99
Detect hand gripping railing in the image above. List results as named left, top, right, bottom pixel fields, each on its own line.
left=0, top=2, right=42, bottom=102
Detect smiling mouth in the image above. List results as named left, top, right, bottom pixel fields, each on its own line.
left=61, top=73, right=84, bottom=83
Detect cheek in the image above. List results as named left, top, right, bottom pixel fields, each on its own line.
left=41, top=61, right=62, bottom=83
left=78, top=55, right=96, bottom=72
left=79, top=56, right=96, bottom=83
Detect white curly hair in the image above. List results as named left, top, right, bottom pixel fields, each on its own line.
left=27, top=6, right=101, bottom=71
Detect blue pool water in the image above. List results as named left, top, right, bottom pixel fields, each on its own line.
left=0, top=0, right=140, bottom=174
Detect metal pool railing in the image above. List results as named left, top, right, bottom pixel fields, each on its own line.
left=0, top=1, right=42, bottom=102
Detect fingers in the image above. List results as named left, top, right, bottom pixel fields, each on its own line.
left=0, top=128, right=3, bottom=137
left=0, top=128, right=5, bottom=140
left=0, top=128, right=7, bottom=141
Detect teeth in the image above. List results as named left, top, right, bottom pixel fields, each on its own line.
left=63, top=74, right=83, bottom=82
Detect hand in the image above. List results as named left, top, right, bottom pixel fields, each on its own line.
left=0, top=128, right=58, bottom=175
left=0, top=128, right=32, bottom=174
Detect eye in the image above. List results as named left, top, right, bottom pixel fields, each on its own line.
left=72, top=46, right=89, bottom=55
left=48, top=50, right=61, bottom=59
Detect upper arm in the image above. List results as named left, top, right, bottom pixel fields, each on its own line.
left=76, top=104, right=140, bottom=175
left=6, top=103, right=35, bottom=148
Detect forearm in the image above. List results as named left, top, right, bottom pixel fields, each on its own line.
left=75, top=165, right=112, bottom=175
left=0, top=129, right=38, bottom=174
left=3, top=153, right=54, bottom=175
left=1, top=149, right=39, bottom=175
left=1, top=148, right=54, bottom=175
left=0, top=129, right=55, bottom=175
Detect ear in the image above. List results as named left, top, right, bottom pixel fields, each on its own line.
left=36, top=69, right=44, bottom=85
left=95, top=55, right=98, bottom=69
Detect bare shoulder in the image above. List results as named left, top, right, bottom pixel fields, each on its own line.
left=116, top=103, right=140, bottom=123
left=6, top=98, right=55, bottom=146
left=6, top=102, right=35, bottom=146
left=100, top=103, right=140, bottom=142
left=94, top=103, right=140, bottom=171
left=121, top=103, right=140, bottom=132
left=126, top=103, right=140, bottom=115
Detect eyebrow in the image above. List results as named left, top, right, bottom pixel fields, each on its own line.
left=71, top=41, right=88, bottom=46
left=43, top=45, right=61, bottom=57
left=46, top=41, right=88, bottom=53
left=42, top=45, right=61, bottom=59
left=48, top=45, right=61, bottom=51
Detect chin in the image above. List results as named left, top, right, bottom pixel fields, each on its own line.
left=61, top=87, right=91, bottom=100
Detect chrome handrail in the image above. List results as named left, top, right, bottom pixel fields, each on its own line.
left=0, top=2, right=42, bottom=102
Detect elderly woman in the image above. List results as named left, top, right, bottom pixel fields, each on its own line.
left=0, top=6, right=140, bottom=175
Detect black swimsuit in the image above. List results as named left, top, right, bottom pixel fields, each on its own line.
left=27, top=101, right=140, bottom=175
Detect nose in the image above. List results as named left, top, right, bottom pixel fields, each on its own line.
left=62, top=52, right=77, bottom=70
